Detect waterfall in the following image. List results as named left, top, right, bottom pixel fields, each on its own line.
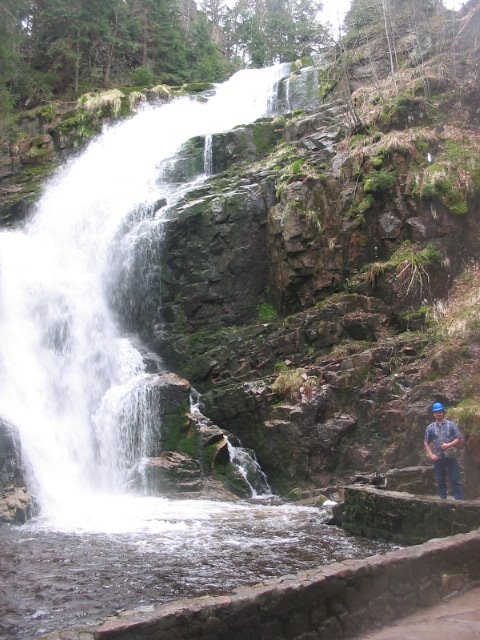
left=189, top=390, right=271, bottom=498
left=0, top=63, right=292, bottom=523
left=227, top=441, right=272, bottom=498
left=204, top=134, right=213, bottom=175
left=285, top=73, right=292, bottom=111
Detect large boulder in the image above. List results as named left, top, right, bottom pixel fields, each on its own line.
left=142, top=451, right=203, bottom=494
left=211, top=118, right=284, bottom=173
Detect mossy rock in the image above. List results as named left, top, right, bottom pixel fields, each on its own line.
left=161, top=136, right=206, bottom=183
left=419, top=164, right=468, bottom=215
left=163, top=409, right=196, bottom=454
left=378, top=93, right=430, bottom=131
left=148, top=84, right=172, bottom=101
left=252, top=120, right=283, bottom=156
left=214, top=462, right=251, bottom=498
left=363, top=169, right=397, bottom=194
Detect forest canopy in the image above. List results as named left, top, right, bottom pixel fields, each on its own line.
left=0, top=0, right=458, bottom=141
left=0, top=0, right=328, bottom=110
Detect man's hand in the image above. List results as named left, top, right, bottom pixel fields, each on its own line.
left=441, top=438, right=462, bottom=451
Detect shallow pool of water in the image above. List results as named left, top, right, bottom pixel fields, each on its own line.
left=0, top=497, right=395, bottom=639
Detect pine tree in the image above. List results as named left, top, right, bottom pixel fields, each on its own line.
left=128, top=0, right=188, bottom=85
left=292, top=0, right=326, bottom=58
left=187, top=11, right=227, bottom=81
left=222, top=0, right=327, bottom=67
left=0, top=0, right=28, bottom=133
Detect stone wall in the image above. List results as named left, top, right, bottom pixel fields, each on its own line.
left=343, top=485, right=480, bottom=544
left=41, top=528, right=480, bottom=640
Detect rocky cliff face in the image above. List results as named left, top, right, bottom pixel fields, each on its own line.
left=2, top=1, right=480, bottom=510
left=142, top=2, right=480, bottom=497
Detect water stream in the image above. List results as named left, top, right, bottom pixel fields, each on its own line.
left=0, top=64, right=393, bottom=639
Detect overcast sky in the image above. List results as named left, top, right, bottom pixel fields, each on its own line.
left=319, top=0, right=351, bottom=29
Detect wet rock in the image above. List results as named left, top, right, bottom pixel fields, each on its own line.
left=157, top=182, right=272, bottom=334
left=0, top=485, right=33, bottom=524
left=0, top=418, right=24, bottom=488
left=127, top=372, right=191, bottom=456
left=202, top=380, right=358, bottom=492
left=0, top=419, right=32, bottom=524
left=142, top=452, right=203, bottom=494
left=211, top=119, right=283, bottom=173
left=153, top=198, right=167, bottom=213
left=0, top=421, right=31, bottom=523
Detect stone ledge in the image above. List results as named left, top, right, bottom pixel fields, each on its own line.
left=342, top=485, right=480, bottom=544
left=40, top=528, right=480, bottom=640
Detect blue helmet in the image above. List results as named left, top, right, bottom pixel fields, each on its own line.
left=432, top=402, right=445, bottom=413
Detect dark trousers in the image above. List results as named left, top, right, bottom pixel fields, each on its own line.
left=433, top=456, right=464, bottom=500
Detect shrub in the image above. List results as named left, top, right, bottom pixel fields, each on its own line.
left=364, top=241, right=441, bottom=298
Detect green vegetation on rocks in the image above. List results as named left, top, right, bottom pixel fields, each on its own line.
left=448, top=399, right=480, bottom=438
left=419, top=164, right=468, bottom=215
left=164, top=410, right=198, bottom=456
left=378, top=92, right=429, bottom=130
left=271, top=367, right=319, bottom=400
left=256, top=302, right=279, bottom=322
left=363, top=169, right=397, bottom=194
left=363, top=241, right=441, bottom=299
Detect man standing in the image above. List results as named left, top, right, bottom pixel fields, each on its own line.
left=424, top=402, right=464, bottom=500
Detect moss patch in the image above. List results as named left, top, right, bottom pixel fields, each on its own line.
left=252, top=120, right=283, bottom=156
left=256, top=302, right=279, bottom=322
left=419, top=164, right=468, bottom=215
left=363, top=169, right=397, bottom=194
left=164, top=410, right=197, bottom=455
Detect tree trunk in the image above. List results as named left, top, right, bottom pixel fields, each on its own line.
left=381, top=0, right=398, bottom=91
left=142, top=6, right=148, bottom=67
left=74, top=27, right=80, bottom=94
left=104, top=11, right=119, bottom=89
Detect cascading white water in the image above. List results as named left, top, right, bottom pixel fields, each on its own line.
left=227, top=441, right=272, bottom=498
left=0, top=63, right=291, bottom=526
left=204, top=134, right=213, bottom=175
left=189, top=389, right=271, bottom=497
